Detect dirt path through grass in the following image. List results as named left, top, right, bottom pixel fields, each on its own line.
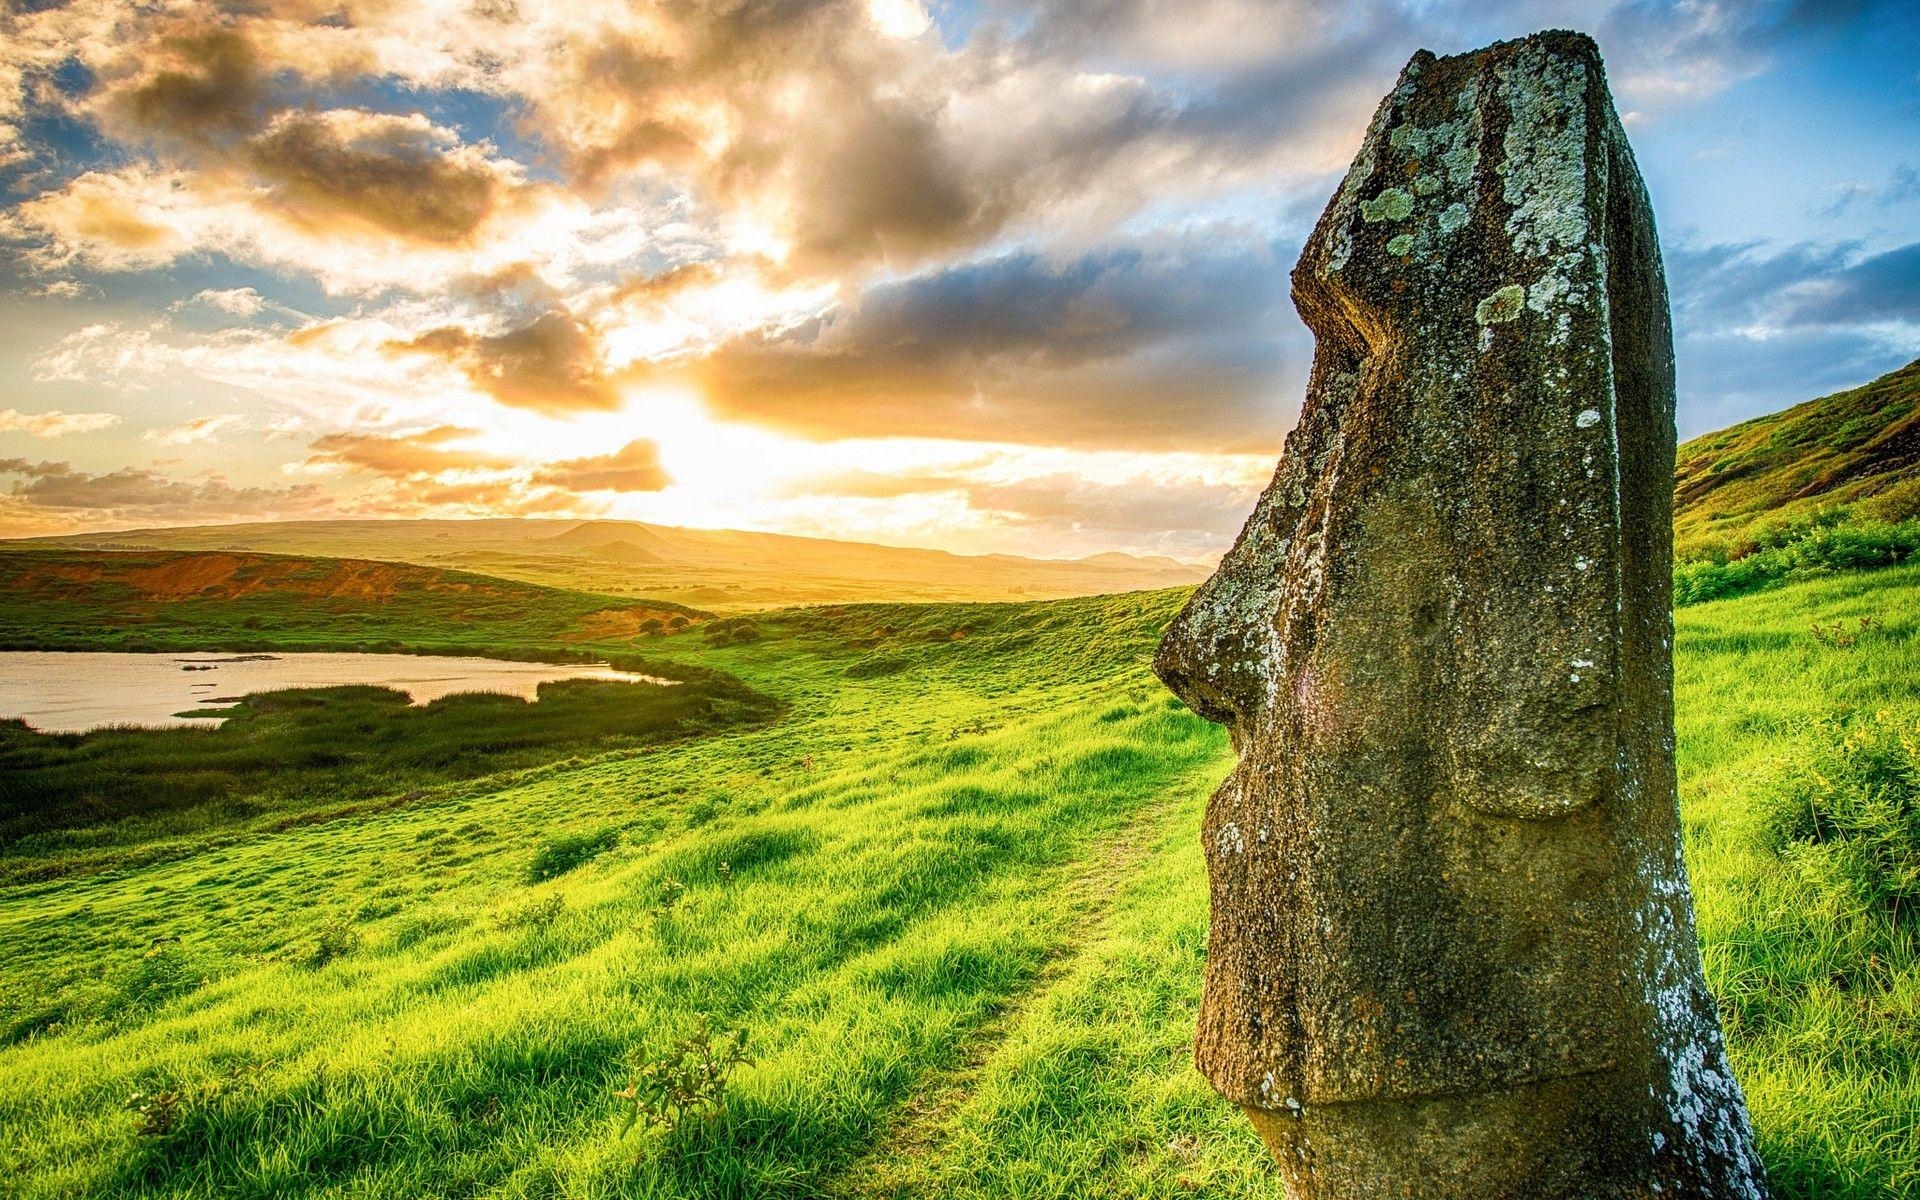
left=826, top=777, right=1202, bottom=1199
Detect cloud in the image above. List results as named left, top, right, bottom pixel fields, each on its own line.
left=1774, top=242, right=1920, bottom=328
left=774, top=445, right=1272, bottom=558
left=296, top=423, right=648, bottom=517
left=143, top=414, right=247, bottom=446
left=1669, top=238, right=1920, bottom=334
left=6, top=0, right=1362, bottom=294
left=11, top=129, right=553, bottom=285
left=392, top=310, right=621, bottom=415
left=12, top=168, right=206, bottom=271
left=263, top=414, right=309, bottom=440
left=183, top=287, right=267, bottom=317
left=99, top=18, right=267, bottom=146
left=684, top=236, right=1303, bottom=451
left=242, top=110, right=520, bottom=247
left=304, top=425, right=511, bottom=480
left=0, top=408, right=120, bottom=438
left=1664, top=237, right=1920, bottom=434
left=530, top=439, right=671, bottom=493
left=779, top=469, right=968, bottom=500
left=4, top=0, right=1915, bottom=549
left=963, top=470, right=1259, bottom=538
left=0, top=457, right=331, bottom=529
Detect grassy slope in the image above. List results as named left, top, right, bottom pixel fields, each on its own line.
left=0, top=546, right=700, bottom=652
left=1675, top=358, right=1920, bottom=560
left=0, top=589, right=1283, bottom=1198
left=0, top=570, right=1915, bottom=1197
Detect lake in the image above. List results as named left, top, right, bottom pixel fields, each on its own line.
left=0, top=651, right=672, bottom=734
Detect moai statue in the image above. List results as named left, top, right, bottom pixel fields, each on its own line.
left=1154, top=31, right=1769, bottom=1200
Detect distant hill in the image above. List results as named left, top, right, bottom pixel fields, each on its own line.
left=14, top=519, right=1211, bottom=610
left=0, top=548, right=700, bottom=651
left=1674, top=359, right=1920, bottom=559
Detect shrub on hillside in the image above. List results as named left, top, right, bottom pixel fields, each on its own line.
left=306, top=918, right=362, bottom=968
left=526, top=828, right=619, bottom=882
left=1674, top=518, right=1920, bottom=606
left=1762, top=709, right=1920, bottom=923
left=614, top=1016, right=753, bottom=1140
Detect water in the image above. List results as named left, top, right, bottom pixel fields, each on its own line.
left=0, top=651, right=673, bottom=734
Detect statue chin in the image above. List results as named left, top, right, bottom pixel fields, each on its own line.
left=1244, top=1077, right=1642, bottom=1200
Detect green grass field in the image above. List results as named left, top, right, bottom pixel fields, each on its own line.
left=1, top=567, right=1917, bottom=1198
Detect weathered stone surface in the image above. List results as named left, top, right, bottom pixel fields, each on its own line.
left=1154, top=31, right=1768, bottom=1200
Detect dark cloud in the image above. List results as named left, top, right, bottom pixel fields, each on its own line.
left=514, top=1, right=1050, bottom=274
left=530, top=440, right=671, bottom=493
left=304, top=425, right=510, bottom=478
left=1664, top=237, right=1920, bottom=435
left=242, top=111, right=508, bottom=245
left=104, top=20, right=267, bottom=146
left=1777, top=242, right=1920, bottom=327
left=396, top=311, right=621, bottom=415
left=0, top=457, right=330, bottom=522
left=509, top=0, right=1331, bottom=276
left=1669, top=238, right=1920, bottom=331
left=687, top=236, right=1305, bottom=451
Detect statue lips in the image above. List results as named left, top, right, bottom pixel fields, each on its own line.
left=1156, top=29, right=1769, bottom=1200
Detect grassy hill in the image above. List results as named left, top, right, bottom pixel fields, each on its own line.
left=1675, top=359, right=1920, bottom=559
left=0, top=567, right=1916, bottom=1197
left=16, top=518, right=1209, bottom=611
left=0, top=547, right=702, bottom=652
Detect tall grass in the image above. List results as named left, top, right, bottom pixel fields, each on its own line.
left=1677, top=565, right=1920, bottom=1197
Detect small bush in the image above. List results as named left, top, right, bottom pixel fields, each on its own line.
left=704, top=619, right=763, bottom=646
left=614, top=1016, right=753, bottom=1139
left=1763, top=710, right=1920, bottom=922
left=119, top=943, right=208, bottom=1011
left=125, top=1088, right=183, bottom=1137
left=495, top=896, right=566, bottom=932
left=307, top=919, right=362, bottom=968
left=1675, top=517, right=1920, bottom=606
left=654, top=877, right=687, bottom=915
left=1809, top=616, right=1880, bottom=648
left=527, top=828, right=619, bottom=883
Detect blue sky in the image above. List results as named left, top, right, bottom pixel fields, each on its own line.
left=0, top=0, right=1915, bottom=557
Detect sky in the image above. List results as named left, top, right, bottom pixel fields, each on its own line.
left=0, top=0, right=1916, bottom=561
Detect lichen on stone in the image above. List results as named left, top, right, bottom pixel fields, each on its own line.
left=1496, top=42, right=1590, bottom=259
left=1359, top=188, right=1414, bottom=223
left=1475, top=284, right=1527, bottom=324
left=1386, top=233, right=1414, bottom=256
